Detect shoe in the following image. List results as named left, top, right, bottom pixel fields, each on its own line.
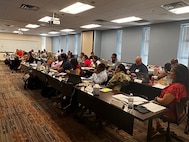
left=157, top=125, right=165, bottom=133
left=150, top=127, right=158, bottom=136
left=184, top=125, right=189, bottom=134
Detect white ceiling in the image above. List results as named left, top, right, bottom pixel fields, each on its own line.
left=1, top=0, right=189, bottom=36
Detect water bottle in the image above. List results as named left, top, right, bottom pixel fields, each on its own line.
left=128, top=93, right=134, bottom=112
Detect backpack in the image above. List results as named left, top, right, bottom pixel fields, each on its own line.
left=25, top=75, right=42, bottom=90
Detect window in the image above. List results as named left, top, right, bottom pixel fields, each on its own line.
left=141, top=27, right=150, bottom=65
left=116, top=30, right=122, bottom=61
left=74, top=34, right=79, bottom=55
left=41, top=36, right=46, bottom=51
left=177, top=23, right=189, bottom=67
left=66, top=35, right=69, bottom=53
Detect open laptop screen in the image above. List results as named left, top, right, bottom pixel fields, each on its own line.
left=136, top=72, right=150, bottom=83
left=67, top=73, right=82, bottom=85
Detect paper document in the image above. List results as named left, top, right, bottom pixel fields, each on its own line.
left=153, top=83, right=167, bottom=89
left=142, top=102, right=166, bottom=113
left=133, top=96, right=148, bottom=105
left=112, top=94, right=148, bottom=105
left=100, top=88, right=112, bottom=93
left=112, top=94, right=128, bottom=100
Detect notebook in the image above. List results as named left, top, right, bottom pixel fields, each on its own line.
left=136, top=72, right=150, bottom=83
left=67, top=73, right=82, bottom=85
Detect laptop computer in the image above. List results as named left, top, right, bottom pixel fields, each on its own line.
left=136, top=72, right=150, bottom=83
left=67, top=73, right=82, bottom=85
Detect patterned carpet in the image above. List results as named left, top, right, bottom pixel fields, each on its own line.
left=0, top=62, right=188, bottom=142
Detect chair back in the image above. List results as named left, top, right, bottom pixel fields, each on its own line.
left=175, top=97, right=188, bottom=125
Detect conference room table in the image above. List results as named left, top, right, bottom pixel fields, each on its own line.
left=20, top=63, right=167, bottom=140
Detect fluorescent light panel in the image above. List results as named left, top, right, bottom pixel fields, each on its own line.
left=111, top=16, right=142, bottom=23
left=61, top=29, right=75, bottom=32
left=48, top=31, right=59, bottom=34
left=60, top=2, right=94, bottom=14
left=26, top=24, right=40, bottom=28
left=19, top=28, right=29, bottom=31
left=40, top=33, right=48, bottom=36
left=38, top=16, right=52, bottom=22
left=13, top=31, right=19, bottom=33
left=81, top=24, right=101, bottom=29
left=170, top=6, right=189, bottom=14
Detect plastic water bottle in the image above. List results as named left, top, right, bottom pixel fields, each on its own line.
left=128, top=93, right=134, bottom=112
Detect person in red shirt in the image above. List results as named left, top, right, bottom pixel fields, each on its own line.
left=154, top=64, right=189, bottom=133
left=83, top=55, right=91, bottom=67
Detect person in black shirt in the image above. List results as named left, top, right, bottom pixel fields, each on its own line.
left=57, top=53, right=71, bottom=72
left=127, top=56, right=148, bottom=77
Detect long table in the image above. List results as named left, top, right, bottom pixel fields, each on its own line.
left=20, top=63, right=166, bottom=140
left=76, top=87, right=166, bottom=140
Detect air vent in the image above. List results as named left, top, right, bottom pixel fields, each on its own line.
left=161, top=1, right=188, bottom=11
left=134, top=20, right=149, bottom=23
left=20, top=4, right=39, bottom=10
left=94, top=19, right=108, bottom=23
left=4, top=24, right=14, bottom=27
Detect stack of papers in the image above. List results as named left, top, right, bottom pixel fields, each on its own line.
left=142, top=102, right=166, bottom=113
left=112, top=94, right=148, bottom=105
left=153, top=83, right=167, bottom=89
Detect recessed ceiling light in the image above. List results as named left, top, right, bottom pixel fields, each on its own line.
left=61, top=29, right=75, bottom=32
left=19, top=28, right=29, bottom=31
left=111, top=16, right=142, bottom=23
left=80, top=24, right=101, bottom=29
left=40, top=33, right=48, bottom=36
left=48, top=31, right=59, bottom=34
left=170, top=6, right=189, bottom=14
left=60, top=2, right=94, bottom=14
left=161, top=1, right=189, bottom=14
left=26, top=24, right=40, bottom=28
left=13, top=31, right=19, bottom=33
left=38, top=16, right=52, bottom=23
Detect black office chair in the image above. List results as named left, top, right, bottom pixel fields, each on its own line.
left=155, top=97, right=188, bottom=142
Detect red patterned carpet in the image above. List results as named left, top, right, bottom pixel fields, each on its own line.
left=0, top=62, right=188, bottom=142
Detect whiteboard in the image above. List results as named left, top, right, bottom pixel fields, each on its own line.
left=0, top=39, right=39, bottom=52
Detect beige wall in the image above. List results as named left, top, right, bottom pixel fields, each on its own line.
left=0, top=33, right=51, bottom=60
left=81, top=31, right=93, bottom=56
left=0, top=33, right=51, bottom=52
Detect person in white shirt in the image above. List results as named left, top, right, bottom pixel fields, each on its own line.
left=89, top=63, right=108, bottom=84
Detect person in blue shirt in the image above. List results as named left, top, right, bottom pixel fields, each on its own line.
left=127, top=56, right=148, bottom=77
left=57, top=53, right=71, bottom=72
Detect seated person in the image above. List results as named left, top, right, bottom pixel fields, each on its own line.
left=157, top=62, right=171, bottom=79
left=170, top=58, right=178, bottom=65
left=107, top=64, right=131, bottom=92
left=83, top=55, right=91, bottom=67
left=109, top=53, right=120, bottom=71
left=153, top=64, right=189, bottom=133
left=26, top=51, right=34, bottom=63
left=51, top=55, right=63, bottom=70
left=46, top=52, right=55, bottom=66
left=77, top=52, right=85, bottom=64
left=66, top=58, right=82, bottom=75
left=89, top=63, right=108, bottom=84
left=127, top=56, right=148, bottom=76
left=91, top=55, right=101, bottom=68
left=158, top=58, right=178, bottom=79
left=89, top=51, right=95, bottom=60
left=57, top=53, right=71, bottom=72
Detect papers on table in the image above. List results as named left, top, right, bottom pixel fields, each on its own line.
left=81, top=67, right=94, bottom=70
left=153, top=83, right=167, bottom=89
left=59, top=72, right=67, bottom=76
left=100, top=88, right=112, bottom=93
left=142, top=102, right=166, bottom=113
left=112, top=94, right=148, bottom=105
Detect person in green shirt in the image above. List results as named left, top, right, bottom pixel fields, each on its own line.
left=107, top=64, right=131, bottom=92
